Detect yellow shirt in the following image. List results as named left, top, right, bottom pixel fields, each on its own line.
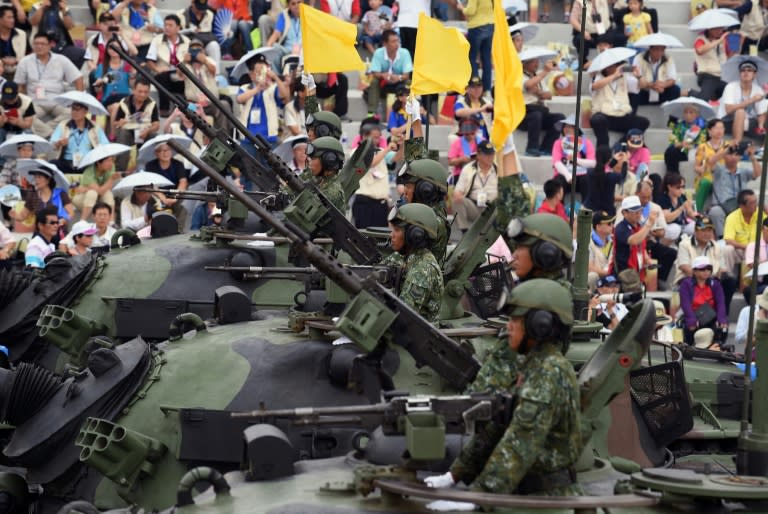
left=724, top=209, right=765, bottom=246
left=694, top=140, right=728, bottom=188
left=20, top=0, right=35, bottom=12
left=463, top=0, right=494, bottom=28
left=623, top=12, right=651, bottom=43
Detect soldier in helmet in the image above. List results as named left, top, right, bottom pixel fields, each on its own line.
left=306, top=137, right=346, bottom=212
left=396, top=160, right=450, bottom=264
left=388, top=203, right=444, bottom=324
left=425, top=279, right=583, bottom=498
left=305, top=111, right=342, bottom=141
left=505, top=213, right=574, bottom=282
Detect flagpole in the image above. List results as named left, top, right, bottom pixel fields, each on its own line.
left=424, top=95, right=431, bottom=151
left=567, top=0, right=589, bottom=282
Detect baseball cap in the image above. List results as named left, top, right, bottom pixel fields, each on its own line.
left=597, top=275, right=618, bottom=288
left=70, top=220, right=98, bottom=238
left=695, top=216, right=714, bottom=230
left=1, top=82, right=17, bottom=100
left=592, top=210, right=616, bottom=226
left=477, top=140, right=495, bottom=155
left=458, top=119, right=478, bottom=134
left=740, top=60, right=758, bottom=72
left=467, top=76, right=482, bottom=88
left=692, top=255, right=713, bottom=269
left=620, top=195, right=642, bottom=212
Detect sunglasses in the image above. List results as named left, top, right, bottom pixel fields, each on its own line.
left=44, top=219, right=59, bottom=225
left=694, top=266, right=713, bottom=271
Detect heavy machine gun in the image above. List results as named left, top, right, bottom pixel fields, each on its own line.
left=107, top=37, right=382, bottom=265
left=168, top=139, right=480, bottom=390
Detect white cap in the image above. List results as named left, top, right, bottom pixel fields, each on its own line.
left=694, top=328, right=715, bottom=349
left=620, top=195, right=642, bottom=212
left=692, top=255, right=712, bottom=269
left=70, top=220, right=97, bottom=238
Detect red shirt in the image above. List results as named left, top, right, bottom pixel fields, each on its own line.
left=223, top=0, right=251, bottom=21
left=319, top=0, right=362, bottom=19
left=537, top=201, right=569, bottom=223
left=692, top=282, right=715, bottom=313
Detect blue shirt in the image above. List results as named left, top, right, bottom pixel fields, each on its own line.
left=95, top=63, right=131, bottom=100
left=238, top=86, right=285, bottom=144
left=369, top=47, right=413, bottom=75
left=50, top=121, right=109, bottom=163
left=275, top=11, right=301, bottom=50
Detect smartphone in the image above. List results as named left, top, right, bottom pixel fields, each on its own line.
left=621, top=64, right=633, bottom=73
left=620, top=142, right=628, bottom=152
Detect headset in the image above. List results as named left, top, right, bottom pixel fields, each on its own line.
left=320, top=150, right=343, bottom=171
left=525, top=309, right=564, bottom=342
left=405, top=224, right=428, bottom=250
left=529, top=239, right=565, bottom=273
left=313, top=122, right=332, bottom=138
left=413, top=179, right=441, bottom=204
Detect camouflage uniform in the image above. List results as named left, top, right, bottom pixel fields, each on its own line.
left=496, top=174, right=532, bottom=232
left=398, top=247, right=443, bottom=324
left=404, top=137, right=449, bottom=264
left=450, top=342, right=583, bottom=496
left=317, top=175, right=346, bottom=213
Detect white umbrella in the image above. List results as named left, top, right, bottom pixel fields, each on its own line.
left=76, top=143, right=132, bottom=169
left=508, top=22, right=537, bottom=40
left=0, top=185, right=21, bottom=207
left=230, top=47, right=281, bottom=79
left=661, top=97, right=717, bottom=120
left=721, top=54, right=768, bottom=84
left=137, top=134, right=193, bottom=165
left=503, top=0, right=528, bottom=13
left=0, top=134, right=53, bottom=157
left=53, top=91, right=109, bottom=116
left=17, top=159, right=69, bottom=189
left=273, top=134, right=309, bottom=167
left=632, top=32, right=684, bottom=48
left=688, top=9, right=739, bottom=31
left=517, top=47, right=559, bottom=62
left=587, top=47, right=637, bottom=73
left=111, top=171, right=174, bottom=197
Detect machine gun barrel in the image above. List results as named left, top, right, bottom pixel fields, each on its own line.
left=107, top=37, right=281, bottom=195
left=172, top=140, right=480, bottom=390
left=231, top=393, right=513, bottom=436
left=174, top=62, right=382, bottom=265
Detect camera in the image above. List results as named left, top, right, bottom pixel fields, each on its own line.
left=102, top=71, right=116, bottom=84
left=189, top=48, right=201, bottom=61
left=108, top=25, right=119, bottom=32
left=729, top=140, right=752, bottom=155
left=621, top=64, right=633, bottom=73
left=620, top=142, right=628, bottom=152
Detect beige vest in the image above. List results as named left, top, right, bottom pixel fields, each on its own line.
left=579, top=0, right=611, bottom=34
left=120, top=3, right=159, bottom=46
left=237, top=83, right=280, bottom=138
left=694, top=35, right=726, bottom=76
left=523, top=70, right=543, bottom=105
left=177, top=7, right=213, bottom=32
left=741, top=2, right=766, bottom=41
left=183, top=59, right=218, bottom=102
left=150, top=34, right=190, bottom=69
left=118, top=96, right=157, bottom=125
left=355, top=158, right=390, bottom=200
left=592, top=77, right=632, bottom=116
left=637, top=55, right=673, bottom=83
left=55, top=121, right=101, bottom=156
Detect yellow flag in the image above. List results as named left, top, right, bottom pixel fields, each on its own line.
left=300, top=4, right=365, bottom=73
left=411, top=13, right=471, bottom=96
left=490, top=0, right=525, bottom=150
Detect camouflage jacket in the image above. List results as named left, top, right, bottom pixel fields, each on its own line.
left=404, top=137, right=429, bottom=162
left=398, top=247, right=443, bottom=324
left=317, top=174, right=346, bottom=213
left=465, top=338, right=520, bottom=395
left=432, top=204, right=449, bottom=265
left=450, top=342, right=583, bottom=496
left=496, top=174, right=531, bottom=234
left=305, top=95, right=319, bottom=116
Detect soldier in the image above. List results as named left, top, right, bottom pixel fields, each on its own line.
left=505, top=213, right=574, bottom=282
left=306, top=137, right=346, bottom=212
left=424, top=279, right=583, bottom=500
left=305, top=111, right=342, bottom=142
left=388, top=203, right=444, bottom=324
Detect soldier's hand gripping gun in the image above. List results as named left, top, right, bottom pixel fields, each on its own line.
left=171, top=140, right=480, bottom=390
left=108, top=37, right=381, bottom=265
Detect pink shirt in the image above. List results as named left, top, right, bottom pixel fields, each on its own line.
left=551, top=136, right=596, bottom=177
left=628, top=147, right=651, bottom=175
left=448, top=136, right=479, bottom=177
left=350, top=134, right=388, bottom=150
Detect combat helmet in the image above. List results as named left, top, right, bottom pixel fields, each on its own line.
left=506, top=213, right=573, bottom=273
left=306, top=111, right=342, bottom=139
left=307, top=137, right=345, bottom=171
left=398, top=159, right=449, bottom=204
left=502, top=278, right=574, bottom=351
left=388, top=203, right=440, bottom=249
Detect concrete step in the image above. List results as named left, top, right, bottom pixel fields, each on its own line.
left=646, top=0, right=694, bottom=25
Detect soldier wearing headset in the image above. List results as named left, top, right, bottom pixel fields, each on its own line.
left=305, top=136, right=346, bottom=212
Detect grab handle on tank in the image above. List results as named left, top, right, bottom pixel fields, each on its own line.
left=176, top=466, right=230, bottom=506
left=168, top=313, right=206, bottom=341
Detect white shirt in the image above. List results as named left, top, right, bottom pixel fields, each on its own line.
left=718, top=80, right=768, bottom=119
left=395, top=0, right=430, bottom=28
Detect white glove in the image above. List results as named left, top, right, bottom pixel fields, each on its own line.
left=301, top=72, right=316, bottom=90
left=405, top=96, right=421, bottom=119
left=425, top=500, right=477, bottom=511
left=424, top=472, right=455, bottom=489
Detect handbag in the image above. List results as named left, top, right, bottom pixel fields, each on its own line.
left=694, top=303, right=717, bottom=327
